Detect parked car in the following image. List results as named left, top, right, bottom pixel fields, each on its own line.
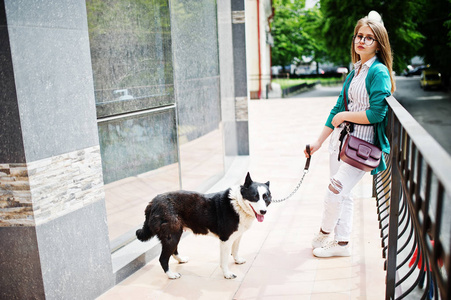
left=420, top=69, right=442, bottom=90
left=405, top=65, right=428, bottom=77
left=308, top=68, right=324, bottom=75
left=336, top=67, right=348, bottom=74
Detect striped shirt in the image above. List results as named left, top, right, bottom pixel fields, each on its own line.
left=348, top=55, right=377, bottom=144
left=328, top=56, right=376, bottom=154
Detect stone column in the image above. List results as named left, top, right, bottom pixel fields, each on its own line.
left=231, top=0, right=250, bottom=155
left=218, top=0, right=238, bottom=159
left=0, top=1, right=114, bottom=299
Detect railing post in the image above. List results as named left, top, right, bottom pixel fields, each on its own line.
left=385, top=111, right=400, bottom=299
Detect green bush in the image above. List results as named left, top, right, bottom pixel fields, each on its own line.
left=272, top=77, right=342, bottom=89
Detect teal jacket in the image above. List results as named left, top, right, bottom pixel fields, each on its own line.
left=325, top=58, right=391, bottom=175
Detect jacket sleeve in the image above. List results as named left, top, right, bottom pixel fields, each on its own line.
left=366, top=65, right=391, bottom=124
left=367, top=63, right=392, bottom=175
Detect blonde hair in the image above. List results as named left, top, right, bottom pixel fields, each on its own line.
left=351, top=17, right=396, bottom=93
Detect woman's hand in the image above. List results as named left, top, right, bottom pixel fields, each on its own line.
left=305, top=141, right=322, bottom=158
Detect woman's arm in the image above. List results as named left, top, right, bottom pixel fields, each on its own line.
left=331, top=110, right=369, bottom=127
left=304, top=126, right=334, bottom=158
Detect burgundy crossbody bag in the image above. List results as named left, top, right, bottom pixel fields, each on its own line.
left=338, top=77, right=382, bottom=172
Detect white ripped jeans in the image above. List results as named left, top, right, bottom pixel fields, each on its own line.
left=320, top=151, right=366, bottom=242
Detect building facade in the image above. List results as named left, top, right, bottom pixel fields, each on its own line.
left=246, top=0, right=273, bottom=99
left=0, top=0, right=251, bottom=298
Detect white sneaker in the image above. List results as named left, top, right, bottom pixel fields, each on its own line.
left=312, top=232, right=331, bottom=249
left=313, top=240, right=351, bottom=257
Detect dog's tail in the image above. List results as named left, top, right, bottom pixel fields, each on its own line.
left=136, top=203, right=155, bottom=242
left=136, top=225, right=154, bottom=241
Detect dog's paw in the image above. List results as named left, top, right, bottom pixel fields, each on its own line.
left=234, top=257, right=246, bottom=265
left=178, top=256, right=189, bottom=264
left=173, top=254, right=189, bottom=264
left=166, top=271, right=181, bottom=279
left=223, top=272, right=237, bottom=279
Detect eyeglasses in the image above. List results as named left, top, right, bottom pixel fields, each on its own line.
left=353, top=34, right=377, bottom=46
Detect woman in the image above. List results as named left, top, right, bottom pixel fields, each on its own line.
left=305, top=12, right=395, bottom=258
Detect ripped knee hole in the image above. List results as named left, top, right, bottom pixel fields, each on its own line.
left=329, top=178, right=343, bottom=194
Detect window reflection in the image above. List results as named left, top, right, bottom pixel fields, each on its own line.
left=97, top=109, right=178, bottom=184
left=86, top=0, right=174, bottom=118
left=98, top=108, right=179, bottom=243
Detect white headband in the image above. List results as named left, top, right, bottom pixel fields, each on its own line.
left=368, top=11, right=383, bottom=25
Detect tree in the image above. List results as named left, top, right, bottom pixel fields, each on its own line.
left=271, top=0, right=327, bottom=72
left=271, top=0, right=306, bottom=71
left=302, top=7, right=329, bottom=72
left=417, top=0, right=451, bottom=86
left=319, top=0, right=426, bottom=73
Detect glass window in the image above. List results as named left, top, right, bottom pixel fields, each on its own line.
left=98, top=108, right=179, bottom=243
left=86, top=0, right=180, bottom=247
left=170, top=0, right=224, bottom=190
left=87, top=0, right=174, bottom=118
left=87, top=0, right=225, bottom=249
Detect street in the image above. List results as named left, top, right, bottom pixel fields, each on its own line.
left=292, top=77, right=451, bottom=154
left=393, top=76, right=451, bottom=154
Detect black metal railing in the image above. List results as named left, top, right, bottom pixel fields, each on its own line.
left=375, top=96, right=451, bottom=299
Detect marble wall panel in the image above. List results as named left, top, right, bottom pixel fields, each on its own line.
left=0, top=201, right=117, bottom=299
left=36, top=200, right=114, bottom=299
left=0, top=226, right=45, bottom=300
left=0, top=6, right=25, bottom=164
left=232, top=23, right=248, bottom=98
left=4, top=0, right=88, bottom=29
left=4, top=0, right=99, bottom=162
left=231, top=0, right=249, bottom=155
left=217, top=0, right=238, bottom=159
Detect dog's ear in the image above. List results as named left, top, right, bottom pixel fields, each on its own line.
left=265, top=181, right=270, bottom=188
left=244, top=172, right=253, bottom=187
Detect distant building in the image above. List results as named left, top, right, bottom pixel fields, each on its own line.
left=246, top=0, right=274, bottom=99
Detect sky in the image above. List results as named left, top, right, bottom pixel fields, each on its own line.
left=305, top=0, right=319, bottom=9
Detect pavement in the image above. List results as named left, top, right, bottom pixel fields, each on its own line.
left=97, top=92, right=386, bottom=299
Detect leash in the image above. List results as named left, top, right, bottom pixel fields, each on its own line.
left=271, top=145, right=311, bottom=203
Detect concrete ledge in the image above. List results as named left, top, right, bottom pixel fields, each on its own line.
left=112, top=237, right=162, bottom=283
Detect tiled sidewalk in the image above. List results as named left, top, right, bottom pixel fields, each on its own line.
left=97, top=96, right=386, bottom=299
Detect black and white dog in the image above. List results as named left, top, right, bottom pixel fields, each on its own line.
left=136, top=172, right=271, bottom=279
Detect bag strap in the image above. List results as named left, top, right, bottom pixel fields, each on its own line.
left=343, top=75, right=351, bottom=112
left=338, top=76, right=353, bottom=161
